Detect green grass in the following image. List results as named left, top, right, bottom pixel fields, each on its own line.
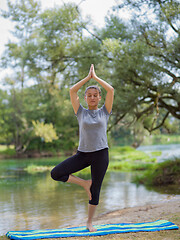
left=134, top=158, right=180, bottom=186
left=24, top=146, right=157, bottom=175
left=24, top=165, right=53, bottom=173
left=13, top=145, right=179, bottom=179
left=0, top=145, right=16, bottom=156
left=109, top=160, right=153, bottom=171
left=110, top=146, right=156, bottom=162
left=108, top=146, right=156, bottom=172
left=150, top=151, right=162, bottom=157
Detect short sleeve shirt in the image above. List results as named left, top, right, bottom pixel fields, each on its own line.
left=76, top=104, right=111, bottom=152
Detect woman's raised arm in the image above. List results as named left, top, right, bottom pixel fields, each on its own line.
left=91, top=65, right=114, bottom=114
left=70, top=65, right=92, bottom=114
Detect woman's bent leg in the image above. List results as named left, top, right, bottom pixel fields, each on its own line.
left=51, top=151, right=88, bottom=182
left=67, top=175, right=92, bottom=200
left=51, top=151, right=92, bottom=200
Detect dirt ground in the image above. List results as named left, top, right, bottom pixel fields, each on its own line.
left=3, top=196, right=180, bottom=240
left=95, top=195, right=180, bottom=225
left=52, top=195, right=180, bottom=240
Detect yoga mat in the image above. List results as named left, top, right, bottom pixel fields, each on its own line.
left=6, top=220, right=179, bottom=240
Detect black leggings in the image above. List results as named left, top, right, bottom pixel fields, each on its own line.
left=51, top=148, right=109, bottom=205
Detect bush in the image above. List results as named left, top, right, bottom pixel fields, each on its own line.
left=134, top=158, right=180, bottom=186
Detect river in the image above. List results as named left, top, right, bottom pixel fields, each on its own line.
left=138, top=143, right=180, bottom=162
left=0, top=144, right=180, bottom=236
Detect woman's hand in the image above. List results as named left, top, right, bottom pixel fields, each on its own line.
left=87, top=64, right=97, bottom=79
left=91, top=64, right=97, bottom=79
left=87, top=64, right=93, bottom=79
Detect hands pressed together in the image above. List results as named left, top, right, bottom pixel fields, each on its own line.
left=87, top=64, right=97, bottom=79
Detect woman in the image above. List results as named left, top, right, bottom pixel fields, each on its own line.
left=51, top=64, right=114, bottom=232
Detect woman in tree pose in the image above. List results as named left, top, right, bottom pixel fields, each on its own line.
left=51, top=64, right=114, bottom=232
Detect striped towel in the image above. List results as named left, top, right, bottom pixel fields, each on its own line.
left=6, top=220, right=179, bottom=239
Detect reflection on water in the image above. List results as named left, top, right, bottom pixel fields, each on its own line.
left=0, top=154, right=179, bottom=235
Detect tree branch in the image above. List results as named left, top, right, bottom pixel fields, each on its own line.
left=135, top=104, right=154, bottom=120
left=149, top=62, right=179, bottom=86
left=82, top=26, right=103, bottom=42
left=153, top=52, right=179, bottom=68
left=142, top=31, right=157, bottom=48
left=146, top=111, right=169, bottom=133
left=159, top=98, right=180, bottom=119
left=107, top=113, right=127, bottom=132
left=157, top=0, right=178, bottom=33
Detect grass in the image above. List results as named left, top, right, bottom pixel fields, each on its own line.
left=0, top=145, right=16, bottom=157
left=24, top=147, right=180, bottom=191
left=134, top=158, right=180, bottom=186
left=24, top=165, right=53, bottom=173
left=110, top=146, right=157, bottom=162
left=109, top=160, right=153, bottom=171
left=108, top=146, right=156, bottom=172
left=150, top=151, right=162, bottom=157
left=24, top=146, right=157, bottom=175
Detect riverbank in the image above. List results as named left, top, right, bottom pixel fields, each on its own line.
left=2, top=196, right=180, bottom=240
left=51, top=197, right=180, bottom=240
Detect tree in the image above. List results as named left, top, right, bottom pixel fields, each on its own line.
left=0, top=0, right=85, bottom=153
left=1, top=0, right=41, bottom=88
left=0, top=89, right=13, bottom=144
left=1, top=0, right=179, bottom=152
left=0, top=0, right=41, bottom=152
left=99, top=0, right=180, bottom=134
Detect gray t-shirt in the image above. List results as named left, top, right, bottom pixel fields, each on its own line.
left=76, top=104, right=111, bottom=152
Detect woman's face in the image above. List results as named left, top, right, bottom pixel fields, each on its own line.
left=84, top=88, right=101, bottom=109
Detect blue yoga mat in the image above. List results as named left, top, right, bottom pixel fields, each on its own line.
left=6, top=220, right=179, bottom=240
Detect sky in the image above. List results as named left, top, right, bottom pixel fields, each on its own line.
left=0, top=0, right=122, bottom=56
left=0, top=0, right=125, bottom=85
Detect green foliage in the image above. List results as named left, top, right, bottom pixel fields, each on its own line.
left=32, top=120, right=58, bottom=143
left=134, top=158, right=180, bottom=186
left=111, top=145, right=135, bottom=153
left=23, top=146, right=156, bottom=175
left=0, top=0, right=180, bottom=154
left=100, top=0, right=180, bottom=134
left=0, top=145, right=16, bottom=156
left=142, top=134, right=180, bottom=145
left=150, top=151, right=162, bottom=157
left=109, top=146, right=156, bottom=172
left=110, top=146, right=156, bottom=162
left=0, top=0, right=83, bottom=153
left=25, top=164, right=53, bottom=174
left=110, top=161, right=153, bottom=171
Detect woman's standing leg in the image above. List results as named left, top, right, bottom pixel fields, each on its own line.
left=87, top=204, right=97, bottom=232
left=87, top=148, right=109, bottom=231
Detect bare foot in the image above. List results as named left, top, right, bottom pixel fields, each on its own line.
left=83, top=179, right=92, bottom=201
left=86, top=222, right=97, bottom=232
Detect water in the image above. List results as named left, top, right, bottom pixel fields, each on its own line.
left=138, top=143, right=180, bottom=162
left=0, top=145, right=179, bottom=236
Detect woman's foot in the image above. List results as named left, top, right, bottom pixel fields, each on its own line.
left=83, top=179, right=92, bottom=201
left=86, top=222, right=97, bottom=232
